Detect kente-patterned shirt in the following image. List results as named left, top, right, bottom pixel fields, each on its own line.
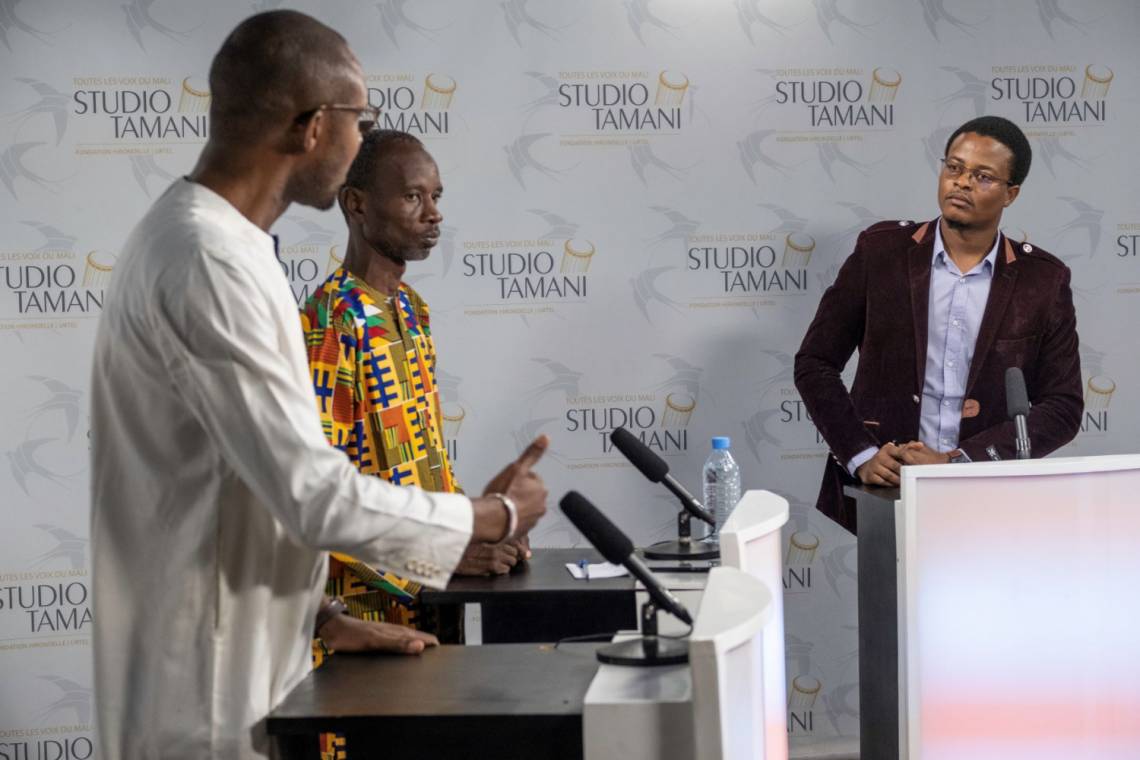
left=300, top=267, right=461, bottom=650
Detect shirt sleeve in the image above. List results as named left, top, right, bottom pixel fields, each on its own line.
left=152, top=248, right=472, bottom=588
left=794, top=231, right=881, bottom=464
left=301, top=299, right=357, bottom=456
left=847, top=446, right=878, bottom=476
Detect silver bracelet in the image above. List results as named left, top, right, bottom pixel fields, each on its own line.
left=487, top=492, right=518, bottom=543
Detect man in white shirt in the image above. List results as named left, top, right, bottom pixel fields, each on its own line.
left=89, top=11, right=547, bottom=759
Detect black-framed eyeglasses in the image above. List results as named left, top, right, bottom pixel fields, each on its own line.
left=940, top=158, right=1014, bottom=190
left=296, top=103, right=381, bottom=134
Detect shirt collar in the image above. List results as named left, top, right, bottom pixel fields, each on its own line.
left=932, top=217, right=999, bottom=276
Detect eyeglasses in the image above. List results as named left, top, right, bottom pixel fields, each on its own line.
left=296, top=103, right=381, bottom=134
left=940, top=158, right=1014, bottom=190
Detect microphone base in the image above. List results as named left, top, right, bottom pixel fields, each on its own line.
left=596, top=636, right=689, bottom=667
left=642, top=539, right=719, bottom=561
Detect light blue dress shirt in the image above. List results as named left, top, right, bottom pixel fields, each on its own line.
left=847, top=220, right=998, bottom=473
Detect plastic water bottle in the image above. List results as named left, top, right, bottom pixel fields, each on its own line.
left=702, top=436, right=741, bottom=544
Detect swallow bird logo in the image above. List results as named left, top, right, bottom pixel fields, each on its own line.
left=10, top=78, right=69, bottom=145
left=32, top=524, right=88, bottom=570
left=0, top=0, right=52, bottom=49
left=919, top=0, right=981, bottom=39
left=376, top=0, right=446, bottom=48
left=121, top=0, right=193, bottom=51
left=0, top=142, right=57, bottom=199
left=735, top=0, right=791, bottom=43
left=624, top=0, right=677, bottom=44
left=501, top=0, right=563, bottom=46
left=504, top=133, right=568, bottom=188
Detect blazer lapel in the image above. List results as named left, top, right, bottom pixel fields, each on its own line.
left=966, top=234, right=1019, bottom=395
left=907, top=222, right=935, bottom=396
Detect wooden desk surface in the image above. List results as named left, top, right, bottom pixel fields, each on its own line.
left=268, top=643, right=602, bottom=759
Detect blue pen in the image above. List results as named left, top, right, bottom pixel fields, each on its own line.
left=577, top=558, right=589, bottom=579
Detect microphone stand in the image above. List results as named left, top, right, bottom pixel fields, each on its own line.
left=595, top=598, right=690, bottom=667
left=642, top=509, right=719, bottom=561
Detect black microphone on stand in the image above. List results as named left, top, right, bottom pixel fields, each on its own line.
left=609, top=427, right=719, bottom=561
left=1005, top=367, right=1032, bottom=460
left=561, top=491, right=692, bottom=666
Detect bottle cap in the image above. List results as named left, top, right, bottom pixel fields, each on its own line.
left=711, top=436, right=731, bottom=450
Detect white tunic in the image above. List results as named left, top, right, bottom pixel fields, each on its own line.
left=90, top=179, right=472, bottom=759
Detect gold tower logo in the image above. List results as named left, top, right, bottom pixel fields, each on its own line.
left=787, top=532, right=820, bottom=565
left=177, top=76, right=210, bottom=114
left=868, top=67, right=902, bottom=103
left=560, top=239, right=595, bottom=274
left=81, top=250, right=116, bottom=289
left=660, top=392, right=696, bottom=428
left=442, top=402, right=467, bottom=437
left=1085, top=375, right=1115, bottom=410
left=441, top=402, right=465, bottom=463
left=784, top=530, right=819, bottom=594
left=327, top=245, right=344, bottom=277
left=1081, top=65, right=1113, bottom=99
left=788, top=675, right=821, bottom=734
left=654, top=70, right=689, bottom=108
left=422, top=73, right=457, bottom=110
left=781, top=233, right=816, bottom=269
left=1081, top=375, right=1114, bottom=436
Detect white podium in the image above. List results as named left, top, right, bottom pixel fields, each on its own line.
left=585, top=491, right=789, bottom=759
left=584, top=567, right=777, bottom=760
left=690, top=567, right=776, bottom=760
left=897, top=454, right=1140, bottom=760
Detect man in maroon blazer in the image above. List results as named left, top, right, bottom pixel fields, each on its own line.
left=794, top=116, right=1082, bottom=534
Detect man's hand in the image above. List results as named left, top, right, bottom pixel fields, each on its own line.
left=317, top=613, right=439, bottom=655
left=855, top=442, right=904, bottom=486
left=897, top=441, right=951, bottom=466
left=472, top=436, right=549, bottom=542
left=455, top=537, right=531, bottom=576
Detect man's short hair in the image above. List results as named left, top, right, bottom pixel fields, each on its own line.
left=208, top=10, right=358, bottom=144
left=343, top=130, right=426, bottom=192
left=944, top=116, right=1032, bottom=186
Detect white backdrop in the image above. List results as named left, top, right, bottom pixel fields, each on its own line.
left=2, top=1, right=1137, bottom=756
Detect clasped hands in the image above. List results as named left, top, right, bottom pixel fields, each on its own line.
left=855, top=441, right=950, bottom=487
left=457, top=434, right=549, bottom=576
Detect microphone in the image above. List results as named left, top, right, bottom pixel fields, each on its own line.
left=610, top=427, right=715, bottom=526
left=1005, top=367, right=1032, bottom=460
left=561, top=491, right=692, bottom=625
left=609, top=426, right=719, bottom=562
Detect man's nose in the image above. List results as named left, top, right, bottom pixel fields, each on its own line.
left=424, top=197, right=442, bottom=223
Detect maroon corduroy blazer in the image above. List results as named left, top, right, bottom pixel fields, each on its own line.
left=794, top=219, right=1083, bottom=534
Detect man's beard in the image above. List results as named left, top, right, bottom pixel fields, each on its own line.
left=373, top=237, right=431, bottom=264
left=943, top=214, right=973, bottom=232
left=285, top=165, right=339, bottom=211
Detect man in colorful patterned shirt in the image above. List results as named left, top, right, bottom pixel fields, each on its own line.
left=301, top=130, right=537, bottom=665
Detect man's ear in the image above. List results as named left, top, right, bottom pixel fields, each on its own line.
left=284, top=111, right=325, bottom=155
left=339, top=185, right=363, bottom=221
left=1003, top=184, right=1020, bottom=208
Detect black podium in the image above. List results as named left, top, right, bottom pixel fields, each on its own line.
left=844, top=484, right=901, bottom=760
left=419, top=548, right=637, bottom=643
left=268, top=643, right=601, bottom=760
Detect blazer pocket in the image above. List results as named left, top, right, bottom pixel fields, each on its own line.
left=993, top=335, right=1040, bottom=368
